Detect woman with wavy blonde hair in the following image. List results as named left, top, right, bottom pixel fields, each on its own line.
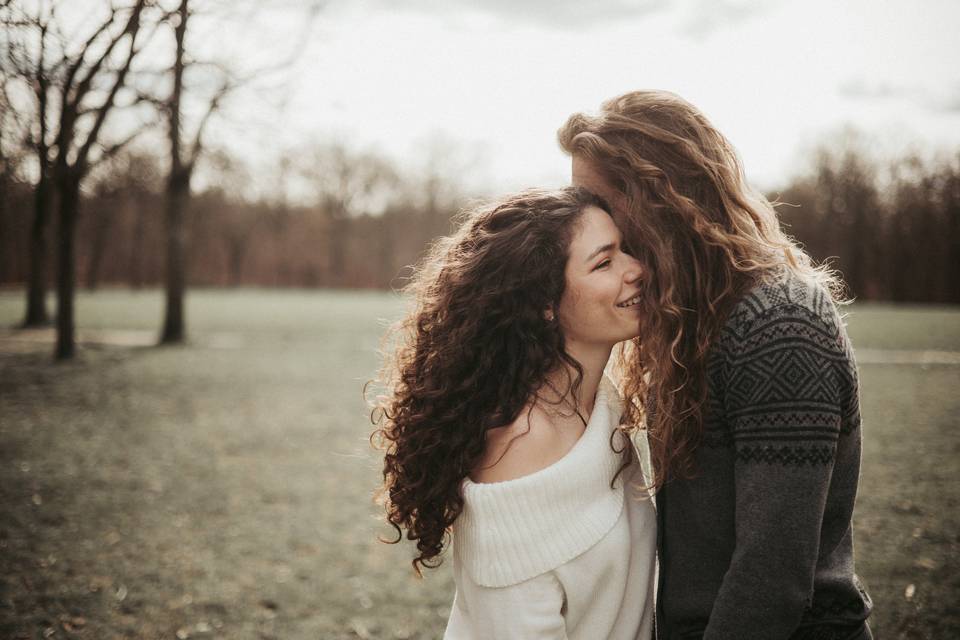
left=559, top=91, right=873, bottom=639
left=373, top=187, right=657, bottom=638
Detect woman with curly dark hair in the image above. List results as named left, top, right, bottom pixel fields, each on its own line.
left=371, top=187, right=656, bottom=638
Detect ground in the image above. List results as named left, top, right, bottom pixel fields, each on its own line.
left=0, top=289, right=958, bottom=639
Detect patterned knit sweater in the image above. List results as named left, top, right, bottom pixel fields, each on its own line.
left=656, top=270, right=873, bottom=640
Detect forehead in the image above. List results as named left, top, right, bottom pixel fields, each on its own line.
left=568, top=206, right=619, bottom=257
left=571, top=155, right=623, bottom=214
left=571, top=155, right=608, bottom=191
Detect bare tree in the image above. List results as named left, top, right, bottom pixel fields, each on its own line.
left=2, top=1, right=55, bottom=326
left=46, top=0, right=157, bottom=359
left=204, top=152, right=260, bottom=287
left=2, top=1, right=160, bottom=350
left=84, top=192, right=113, bottom=291
left=0, top=71, right=24, bottom=282
left=885, top=153, right=960, bottom=303
left=265, top=154, right=293, bottom=286
left=416, top=133, right=476, bottom=236
left=154, top=0, right=230, bottom=343
left=300, top=143, right=398, bottom=286
left=777, top=134, right=960, bottom=304
left=122, top=153, right=164, bottom=289
left=150, top=0, right=320, bottom=343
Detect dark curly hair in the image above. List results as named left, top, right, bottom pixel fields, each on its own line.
left=370, top=187, right=610, bottom=574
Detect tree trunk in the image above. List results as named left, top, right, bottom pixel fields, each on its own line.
left=227, top=236, right=245, bottom=287
left=128, top=198, right=145, bottom=289
left=161, top=173, right=188, bottom=343
left=25, top=26, right=51, bottom=327
left=160, top=0, right=189, bottom=344
left=377, top=217, right=394, bottom=286
left=0, top=169, right=9, bottom=284
left=86, top=207, right=111, bottom=291
left=328, top=211, right=346, bottom=286
left=24, top=171, right=51, bottom=326
left=948, top=170, right=960, bottom=304
left=55, top=173, right=79, bottom=360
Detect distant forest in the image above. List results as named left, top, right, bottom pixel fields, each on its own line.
left=2, top=0, right=958, bottom=364
left=1, top=139, right=957, bottom=303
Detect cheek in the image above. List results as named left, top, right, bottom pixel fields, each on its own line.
left=574, top=279, right=618, bottom=317
left=558, top=287, right=581, bottom=326
left=558, top=284, right=592, bottom=335
left=591, top=282, right=615, bottom=309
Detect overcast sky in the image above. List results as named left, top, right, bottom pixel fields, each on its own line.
left=192, top=0, right=960, bottom=195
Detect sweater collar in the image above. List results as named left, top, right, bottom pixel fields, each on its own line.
left=453, top=377, right=627, bottom=587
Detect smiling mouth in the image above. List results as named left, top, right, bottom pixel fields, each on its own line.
left=616, top=294, right=642, bottom=308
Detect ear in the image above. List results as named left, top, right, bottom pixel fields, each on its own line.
left=544, top=307, right=555, bottom=322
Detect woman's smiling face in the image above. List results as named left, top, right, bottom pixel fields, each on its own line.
left=557, top=205, right=644, bottom=350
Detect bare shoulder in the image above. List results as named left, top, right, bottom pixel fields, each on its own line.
left=471, top=406, right=584, bottom=484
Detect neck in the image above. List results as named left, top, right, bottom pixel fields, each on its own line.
left=542, top=341, right=612, bottom=419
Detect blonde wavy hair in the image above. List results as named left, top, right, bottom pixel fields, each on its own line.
left=558, top=90, right=843, bottom=487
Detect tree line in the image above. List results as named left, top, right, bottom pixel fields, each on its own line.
left=777, top=143, right=960, bottom=305
left=3, top=137, right=958, bottom=304
left=2, top=3, right=958, bottom=365
left=2, top=140, right=462, bottom=292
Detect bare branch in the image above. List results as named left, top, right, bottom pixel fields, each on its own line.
left=235, top=3, right=321, bottom=81
left=186, top=79, right=232, bottom=169
left=132, top=88, right=169, bottom=111
left=74, top=1, right=148, bottom=173
left=2, top=40, right=27, bottom=80
left=0, top=75, right=32, bottom=161
left=167, top=0, right=187, bottom=172
left=132, top=5, right=180, bottom=52
left=61, top=4, right=121, bottom=105
left=130, top=65, right=174, bottom=77
left=88, top=127, right=144, bottom=169
left=66, top=2, right=172, bottom=113
left=67, top=5, right=149, bottom=114
left=0, top=17, right=35, bottom=27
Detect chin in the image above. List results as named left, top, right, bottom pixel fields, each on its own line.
left=616, top=324, right=641, bottom=342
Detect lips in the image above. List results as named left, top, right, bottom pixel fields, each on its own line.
left=616, top=294, right=642, bottom=308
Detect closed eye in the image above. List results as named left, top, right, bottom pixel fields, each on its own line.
left=592, top=258, right=611, bottom=271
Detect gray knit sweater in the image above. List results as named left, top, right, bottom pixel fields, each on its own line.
left=655, top=270, right=873, bottom=640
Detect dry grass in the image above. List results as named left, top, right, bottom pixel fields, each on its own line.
left=0, top=290, right=957, bottom=639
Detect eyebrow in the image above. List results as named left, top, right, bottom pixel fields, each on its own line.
left=585, top=242, right=616, bottom=263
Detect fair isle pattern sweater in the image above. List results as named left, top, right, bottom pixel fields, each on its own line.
left=656, top=270, right=873, bottom=640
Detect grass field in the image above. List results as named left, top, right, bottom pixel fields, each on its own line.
left=1, top=289, right=958, bottom=639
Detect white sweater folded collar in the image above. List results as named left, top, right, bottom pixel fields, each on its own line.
left=452, top=377, right=627, bottom=587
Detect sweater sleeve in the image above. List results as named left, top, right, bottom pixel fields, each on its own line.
left=704, top=303, right=853, bottom=639
left=444, top=572, right=568, bottom=640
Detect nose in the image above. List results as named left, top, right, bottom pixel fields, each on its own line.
left=623, top=254, right=644, bottom=285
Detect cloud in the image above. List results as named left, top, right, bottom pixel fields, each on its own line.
left=838, top=78, right=960, bottom=114
left=934, top=84, right=960, bottom=113
left=838, top=79, right=912, bottom=101
left=361, top=0, right=775, bottom=37
left=382, top=0, right=675, bottom=30
left=678, top=0, right=771, bottom=40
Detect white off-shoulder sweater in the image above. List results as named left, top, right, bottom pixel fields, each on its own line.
left=443, top=377, right=657, bottom=640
